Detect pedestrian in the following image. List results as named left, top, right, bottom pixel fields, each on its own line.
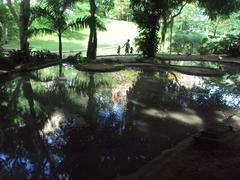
left=130, top=47, right=133, bottom=54
left=122, top=39, right=130, bottom=55
left=117, top=45, right=121, bottom=55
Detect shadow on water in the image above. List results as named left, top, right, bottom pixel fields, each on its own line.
left=0, top=65, right=239, bottom=179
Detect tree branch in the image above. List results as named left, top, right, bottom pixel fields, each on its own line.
left=172, top=2, right=187, bottom=19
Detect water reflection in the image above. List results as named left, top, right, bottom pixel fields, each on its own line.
left=0, top=65, right=239, bottom=179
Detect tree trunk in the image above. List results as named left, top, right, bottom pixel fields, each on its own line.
left=147, top=22, right=158, bottom=57
left=87, top=0, right=97, bottom=60
left=169, top=17, right=174, bottom=55
left=7, top=0, right=30, bottom=55
left=58, top=31, right=62, bottom=59
left=19, top=0, right=30, bottom=54
left=0, top=23, right=3, bottom=43
left=3, top=26, right=8, bottom=44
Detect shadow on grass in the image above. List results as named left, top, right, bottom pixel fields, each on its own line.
left=30, top=39, right=85, bottom=51
left=62, top=31, right=88, bottom=41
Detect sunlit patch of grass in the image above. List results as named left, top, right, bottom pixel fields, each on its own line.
left=3, top=20, right=139, bottom=55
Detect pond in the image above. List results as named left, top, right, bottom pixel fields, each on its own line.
left=0, top=64, right=239, bottom=180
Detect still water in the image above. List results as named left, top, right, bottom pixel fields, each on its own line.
left=0, top=64, right=239, bottom=179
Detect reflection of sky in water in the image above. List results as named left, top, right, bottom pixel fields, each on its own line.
left=0, top=153, right=34, bottom=175
left=98, top=102, right=127, bottom=133
left=0, top=152, right=63, bottom=177
left=222, top=94, right=240, bottom=111
left=187, top=77, right=240, bottom=112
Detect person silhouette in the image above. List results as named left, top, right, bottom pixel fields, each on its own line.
left=117, top=45, right=121, bottom=55
left=122, top=39, right=130, bottom=55
left=130, top=47, right=133, bottom=54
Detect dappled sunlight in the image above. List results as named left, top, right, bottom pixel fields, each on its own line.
left=168, top=111, right=203, bottom=127
left=43, top=111, right=86, bottom=134
left=223, top=114, right=240, bottom=131
left=141, top=108, right=203, bottom=127
left=213, top=110, right=228, bottom=122
left=129, top=100, right=147, bottom=108
left=141, top=108, right=167, bottom=119
left=178, top=74, right=203, bottom=89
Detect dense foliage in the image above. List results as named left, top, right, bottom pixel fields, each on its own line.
left=131, top=0, right=240, bottom=57
left=131, top=0, right=191, bottom=57
left=199, top=34, right=240, bottom=57
left=172, top=31, right=206, bottom=54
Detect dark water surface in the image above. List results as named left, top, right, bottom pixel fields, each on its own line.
left=0, top=64, right=239, bottom=179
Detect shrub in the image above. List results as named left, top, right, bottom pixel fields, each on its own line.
left=9, top=50, right=29, bottom=64
left=66, top=52, right=86, bottom=64
left=9, top=49, right=58, bottom=65
left=0, top=44, right=4, bottom=57
left=172, top=32, right=206, bottom=54
left=199, top=34, right=240, bottom=56
left=30, top=50, right=58, bottom=62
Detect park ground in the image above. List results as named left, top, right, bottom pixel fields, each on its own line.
left=3, top=19, right=139, bottom=57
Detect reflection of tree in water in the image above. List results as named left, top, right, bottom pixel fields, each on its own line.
left=0, top=66, right=89, bottom=179
left=1, top=67, right=239, bottom=180
left=0, top=77, right=57, bottom=179
left=127, top=71, right=239, bottom=131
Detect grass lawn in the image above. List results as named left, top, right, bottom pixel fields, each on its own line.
left=3, top=20, right=139, bottom=56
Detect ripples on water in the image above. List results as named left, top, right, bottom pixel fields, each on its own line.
left=0, top=64, right=239, bottom=179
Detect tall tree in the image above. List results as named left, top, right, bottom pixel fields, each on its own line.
left=86, top=0, right=106, bottom=60
left=131, top=0, right=191, bottom=57
left=96, top=0, right=115, bottom=17
left=7, top=0, right=31, bottom=55
left=0, top=3, right=12, bottom=44
left=32, top=0, right=88, bottom=59
left=131, top=0, right=239, bottom=57
left=87, top=0, right=97, bottom=59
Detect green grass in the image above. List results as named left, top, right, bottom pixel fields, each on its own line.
left=3, top=20, right=139, bottom=56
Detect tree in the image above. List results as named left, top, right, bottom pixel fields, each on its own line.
left=31, top=0, right=89, bottom=59
left=7, top=0, right=31, bottom=55
left=96, top=0, right=115, bottom=18
left=198, top=0, right=239, bottom=20
left=86, top=0, right=106, bottom=59
left=0, top=3, right=12, bottom=44
left=131, top=0, right=239, bottom=57
left=168, top=3, right=187, bottom=54
left=131, top=0, right=192, bottom=57
left=87, top=0, right=97, bottom=59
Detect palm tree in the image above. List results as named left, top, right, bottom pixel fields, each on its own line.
left=31, top=0, right=89, bottom=59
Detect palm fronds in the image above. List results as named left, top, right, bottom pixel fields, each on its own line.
left=28, top=27, right=56, bottom=37
left=67, top=16, right=90, bottom=31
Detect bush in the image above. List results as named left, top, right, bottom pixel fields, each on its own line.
left=9, top=50, right=29, bottom=64
left=9, top=49, right=58, bottom=65
left=30, top=50, right=58, bottom=62
left=199, top=34, right=240, bottom=56
left=66, top=52, right=86, bottom=64
left=172, top=32, right=206, bottom=54
left=0, top=44, right=4, bottom=57
left=198, top=38, right=224, bottom=55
